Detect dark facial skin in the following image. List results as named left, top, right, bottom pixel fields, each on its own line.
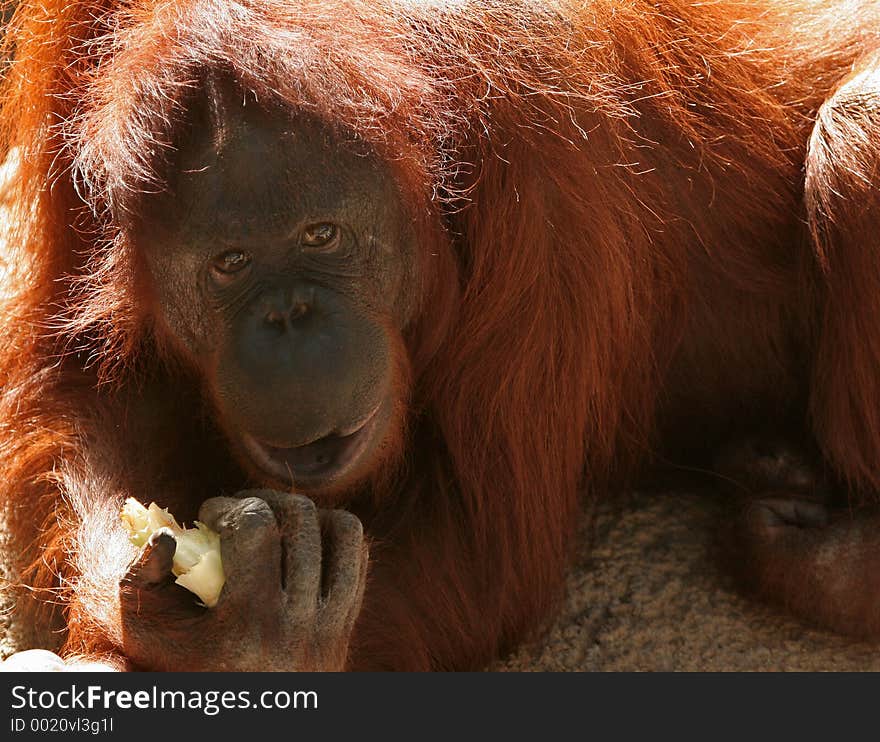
left=109, top=88, right=419, bottom=672
left=139, top=91, right=416, bottom=497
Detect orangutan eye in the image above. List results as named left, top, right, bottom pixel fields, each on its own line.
left=209, top=250, right=252, bottom=283
left=301, top=222, right=339, bottom=250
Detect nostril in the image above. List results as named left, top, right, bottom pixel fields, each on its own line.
left=262, top=287, right=315, bottom=330
left=289, top=302, right=310, bottom=322
left=263, top=309, right=287, bottom=331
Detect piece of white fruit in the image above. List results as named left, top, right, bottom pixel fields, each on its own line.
left=120, top=498, right=225, bottom=608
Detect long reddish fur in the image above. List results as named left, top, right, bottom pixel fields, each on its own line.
left=1, top=0, right=880, bottom=668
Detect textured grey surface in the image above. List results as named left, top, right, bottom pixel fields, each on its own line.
left=495, top=491, right=880, bottom=671
left=4, top=491, right=880, bottom=669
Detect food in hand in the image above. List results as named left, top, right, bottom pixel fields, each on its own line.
left=120, top=498, right=225, bottom=607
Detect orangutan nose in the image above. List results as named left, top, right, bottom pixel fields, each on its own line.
left=262, top=286, right=315, bottom=331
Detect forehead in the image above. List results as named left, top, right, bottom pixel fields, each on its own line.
left=162, top=101, right=398, bottom=242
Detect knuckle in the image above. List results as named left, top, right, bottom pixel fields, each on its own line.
left=223, top=496, right=276, bottom=532
left=197, top=496, right=239, bottom=526
left=202, top=495, right=239, bottom=508
left=234, top=488, right=282, bottom=504
left=330, top=510, right=364, bottom=542
left=290, top=494, right=318, bottom=518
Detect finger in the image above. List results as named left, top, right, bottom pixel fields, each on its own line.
left=319, top=510, right=369, bottom=634
left=244, top=490, right=322, bottom=617
left=125, top=528, right=176, bottom=587
left=198, top=495, right=282, bottom=606
left=747, top=497, right=830, bottom=532
left=198, top=496, right=246, bottom=531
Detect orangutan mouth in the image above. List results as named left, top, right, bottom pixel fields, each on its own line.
left=240, top=404, right=383, bottom=489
